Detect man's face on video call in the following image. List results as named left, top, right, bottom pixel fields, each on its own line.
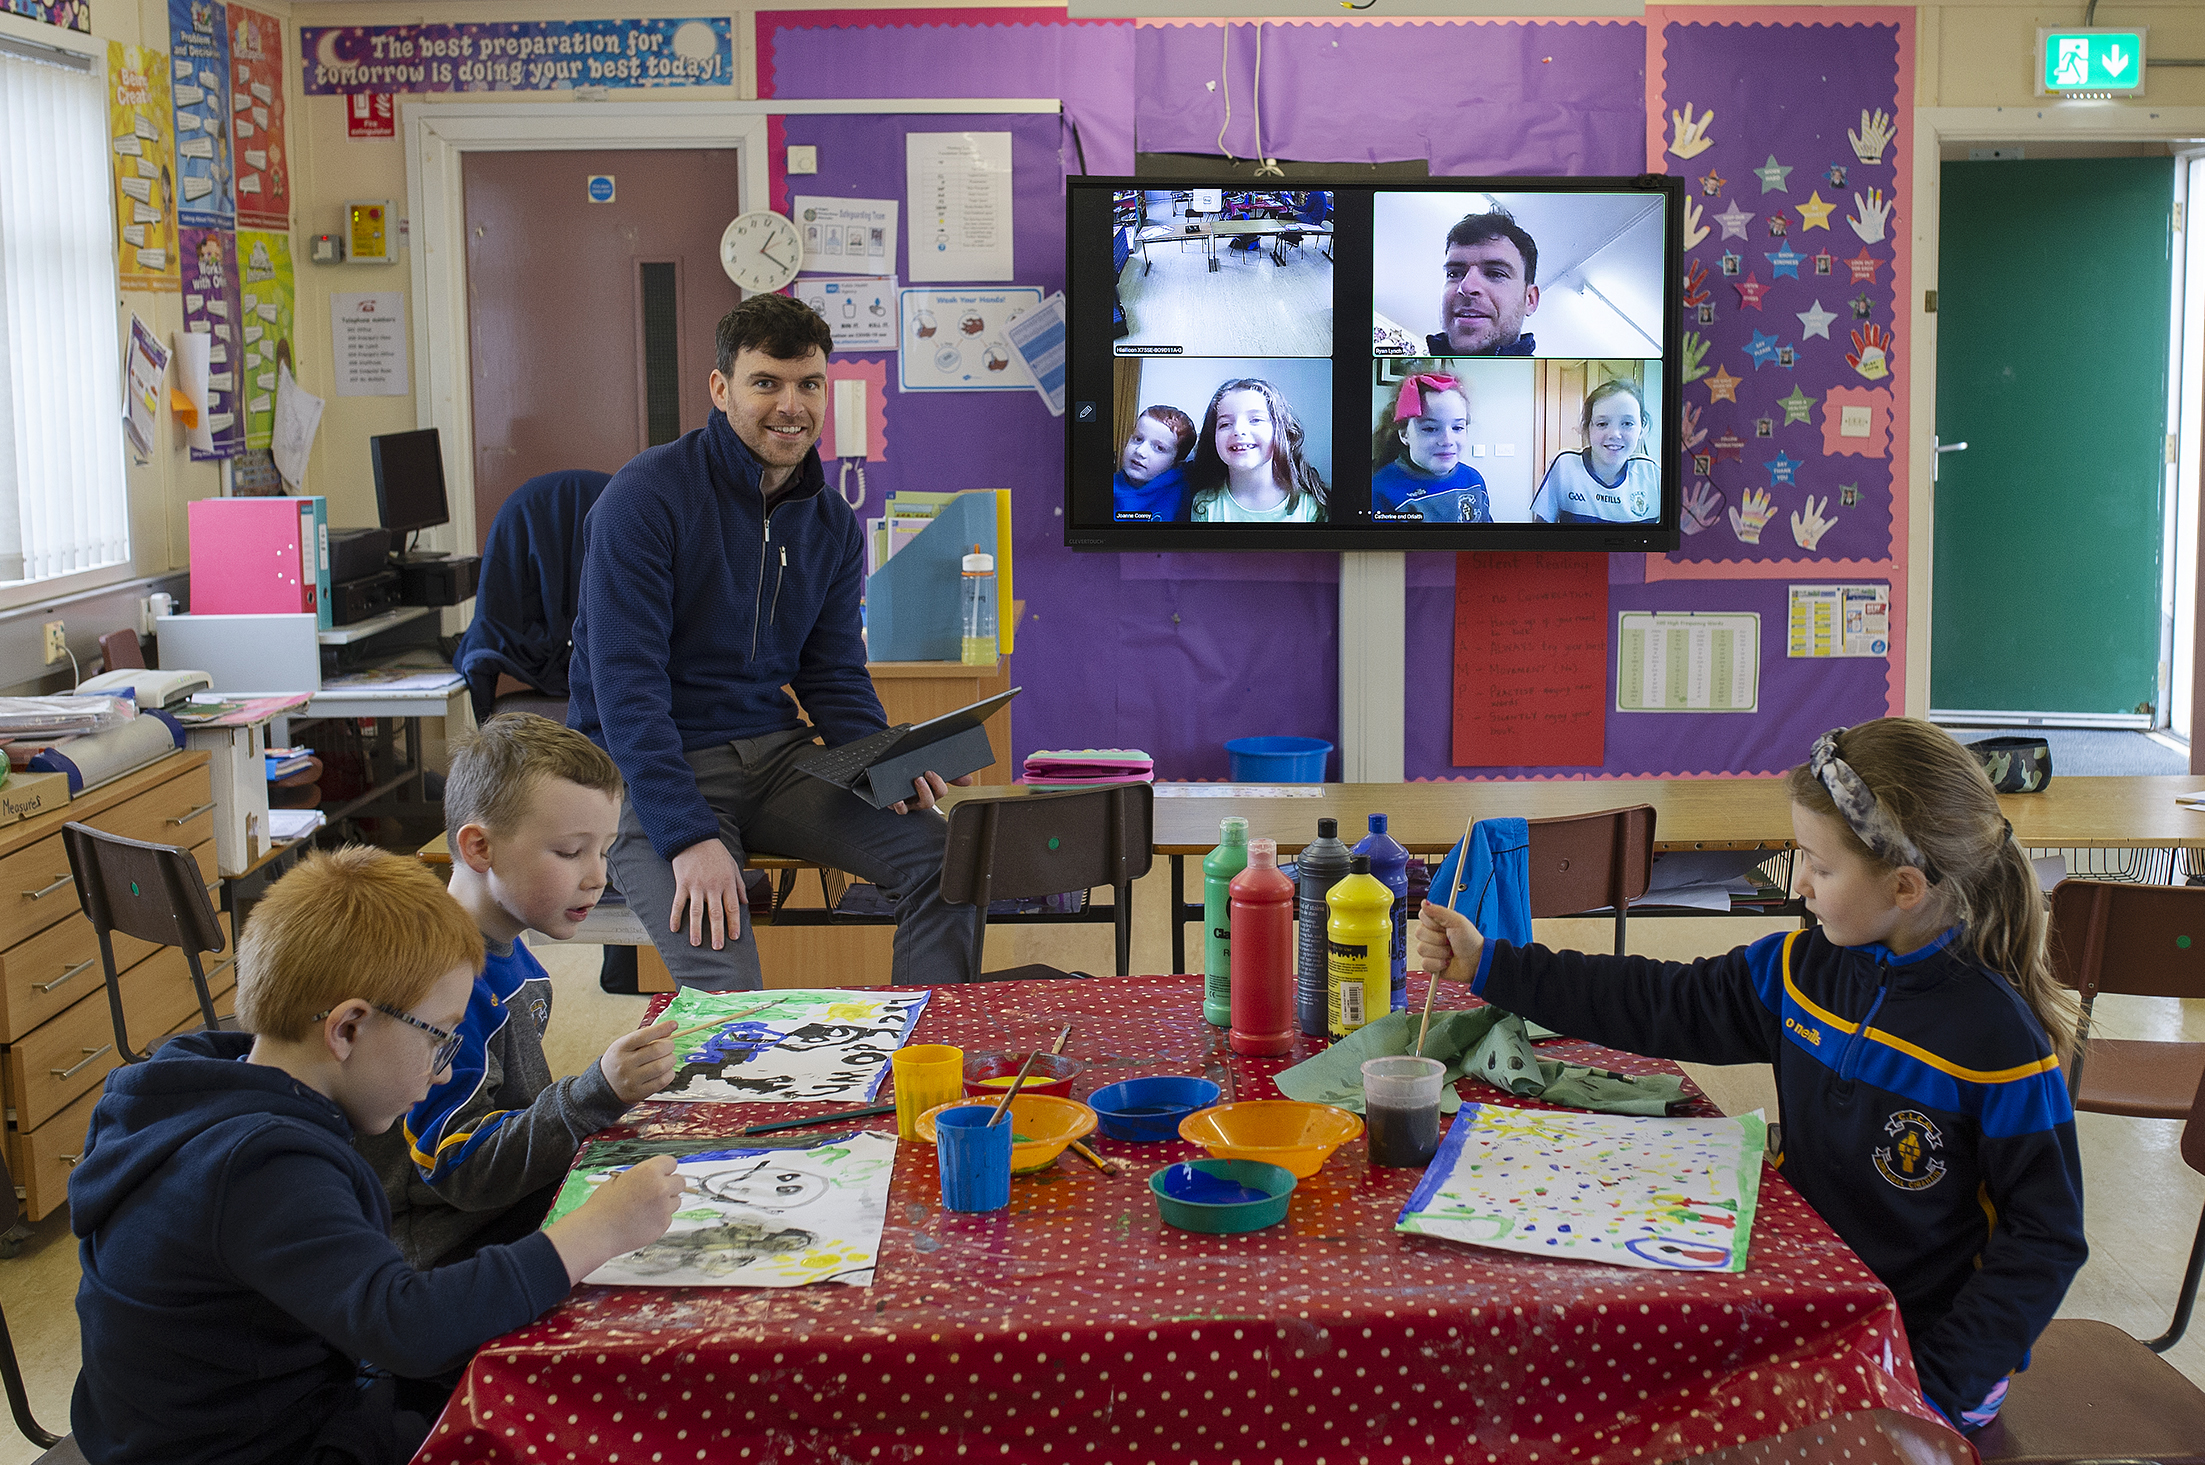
left=1439, top=236, right=1540, bottom=354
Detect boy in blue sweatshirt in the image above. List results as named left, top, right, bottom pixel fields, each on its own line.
left=361, top=713, right=679, bottom=1270
left=69, top=847, right=685, bottom=1465
left=570, top=292, right=974, bottom=990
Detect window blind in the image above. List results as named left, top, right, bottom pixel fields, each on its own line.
left=0, top=45, right=129, bottom=585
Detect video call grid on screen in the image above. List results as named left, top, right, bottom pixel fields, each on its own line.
left=1065, top=177, right=1685, bottom=553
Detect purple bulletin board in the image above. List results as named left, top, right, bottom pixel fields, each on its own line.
left=756, top=7, right=1912, bottom=784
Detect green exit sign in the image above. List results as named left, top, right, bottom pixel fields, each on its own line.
left=2037, top=27, right=2148, bottom=96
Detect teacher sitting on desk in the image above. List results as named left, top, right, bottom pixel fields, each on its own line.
left=569, top=293, right=975, bottom=990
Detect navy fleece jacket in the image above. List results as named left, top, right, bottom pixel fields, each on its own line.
left=1472, top=926, right=2086, bottom=1426
left=568, top=410, right=887, bottom=860
left=69, top=1032, right=571, bottom=1465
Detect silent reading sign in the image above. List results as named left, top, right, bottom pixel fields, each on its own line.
left=298, top=18, right=732, bottom=94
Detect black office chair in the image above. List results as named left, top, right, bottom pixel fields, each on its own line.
left=61, top=823, right=229, bottom=1063
left=940, top=783, right=1154, bottom=983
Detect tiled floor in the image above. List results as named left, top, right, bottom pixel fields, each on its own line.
left=3, top=888, right=2199, bottom=1461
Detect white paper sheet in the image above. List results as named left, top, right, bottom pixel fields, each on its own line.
left=173, top=329, right=213, bottom=452
left=905, top=132, right=1013, bottom=283
left=272, top=364, right=324, bottom=489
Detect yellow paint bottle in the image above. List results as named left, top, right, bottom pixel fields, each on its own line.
left=1326, top=854, right=1393, bottom=1037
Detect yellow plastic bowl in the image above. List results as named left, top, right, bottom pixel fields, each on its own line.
left=916, top=1094, right=1098, bottom=1173
left=1177, top=1100, right=1364, bottom=1178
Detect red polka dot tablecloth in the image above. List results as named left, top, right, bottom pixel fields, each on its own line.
left=416, top=976, right=1974, bottom=1465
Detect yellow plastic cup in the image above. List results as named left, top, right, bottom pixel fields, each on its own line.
left=892, top=1044, right=965, bottom=1140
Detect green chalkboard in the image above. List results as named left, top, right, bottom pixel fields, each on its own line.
left=1932, top=158, right=2172, bottom=719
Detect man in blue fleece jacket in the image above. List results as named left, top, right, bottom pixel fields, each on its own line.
left=570, top=293, right=974, bottom=989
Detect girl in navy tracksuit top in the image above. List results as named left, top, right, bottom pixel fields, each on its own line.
left=1417, top=718, right=2086, bottom=1437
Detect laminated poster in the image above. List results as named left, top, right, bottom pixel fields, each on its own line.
left=546, top=1132, right=895, bottom=1288
left=898, top=288, right=1041, bottom=392
left=646, top=987, right=930, bottom=1105
left=227, top=5, right=290, bottom=228
left=1787, top=584, right=1889, bottom=658
left=124, top=315, right=170, bottom=462
left=1398, top=1104, right=1766, bottom=1272
left=109, top=44, right=180, bottom=292
left=905, top=132, right=1013, bottom=283
left=168, top=0, right=236, bottom=230
left=180, top=226, right=244, bottom=460
left=794, top=277, right=895, bottom=354
left=1615, top=611, right=1759, bottom=712
left=235, top=229, right=294, bottom=450
left=3, top=0, right=88, bottom=33
left=794, top=195, right=897, bottom=277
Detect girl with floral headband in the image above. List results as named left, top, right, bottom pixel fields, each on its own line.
left=1415, top=717, right=2083, bottom=1439
left=1369, top=366, right=1489, bottom=522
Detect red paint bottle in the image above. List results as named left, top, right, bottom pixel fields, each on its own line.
left=1229, top=838, right=1295, bottom=1056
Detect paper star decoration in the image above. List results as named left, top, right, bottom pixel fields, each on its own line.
left=1840, top=482, right=1860, bottom=507
left=1754, top=154, right=1793, bottom=193
left=1720, top=251, right=1742, bottom=276
left=1847, top=249, right=1883, bottom=283
left=1778, top=384, right=1816, bottom=424
left=1765, top=451, right=1802, bottom=486
left=1735, top=273, right=1770, bottom=309
left=1700, top=171, right=1726, bottom=196
left=1826, top=164, right=1848, bottom=189
left=1714, top=430, right=1745, bottom=462
left=1797, top=299, right=1837, bottom=339
left=1796, top=192, right=1836, bottom=231
left=1851, top=293, right=1876, bottom=319
left=1713, top=198, right=1755, bottom=240
left=1766, top=212, right=1790, bottom=237
left=1705, top=365, right=1741, bottom=403
left=1813, top=250, right=1836, bottom=276
left=1766, top=244, right=1803, bottom=279
left=1744, top=330, right=1781, bottom=368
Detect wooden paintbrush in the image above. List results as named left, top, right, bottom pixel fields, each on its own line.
left=668, top=1000, right=779, bottom=1044
left=988, top=1049, right=1044, bottom=1125
left=1415, top=815, right=1477, bottom=1059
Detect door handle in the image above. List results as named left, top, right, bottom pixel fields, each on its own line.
left=1932, top=437, right=1968, bottom=484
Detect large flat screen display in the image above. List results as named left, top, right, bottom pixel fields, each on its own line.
left=1064, top=177, right=1684, bottom=551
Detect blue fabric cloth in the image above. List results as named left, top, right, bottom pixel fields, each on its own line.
left=453, top=469, right=612, bottom=724
left=568, top=410, right=886, bottom=861
left=69, top=1032, right=570, bottom=1465
left=1371, top=460, right=1488, bottom=517
left=1112, top=465, right=1189, bottom=521
left=1428, top=816, right=1531, bottom=948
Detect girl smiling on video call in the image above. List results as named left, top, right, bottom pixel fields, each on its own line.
left=1530, top=376, right=1660, bottom=525
left=1370, top=366, right=1489, bottom=522
left=1188, top=378, right=1329, bottom=523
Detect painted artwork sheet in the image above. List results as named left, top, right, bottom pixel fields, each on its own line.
left=546, top=1132, right=895, bottom=1288
left=169, top=0, right=235, bottom=229
left=227, top=6, right=290, bottom=227
left=1398, top=1104, right=1766, bottom=1272
left=235, top=229, right=294, bottom=449
left=109, top=44, right=180, bottom=292
left=649, top=987, right=929, bottom=1105
left=180, top=226, right=244, bottom=460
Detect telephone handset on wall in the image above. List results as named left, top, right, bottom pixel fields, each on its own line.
left=835, top=378, right=869, bottom=506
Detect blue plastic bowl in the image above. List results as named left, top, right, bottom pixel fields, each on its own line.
left=1088, top=1076, right=1223, bottom=1143
left=1224, top=736, right=1332, bottom=783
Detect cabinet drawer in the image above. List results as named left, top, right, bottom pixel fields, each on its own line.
left=6, top=1081, right=95, bottom=1223
left=96, top=766, right=216, bottom=850
left=0, top=846, right=219, bottom=1042
left=0, top=835, right=78, bottom=953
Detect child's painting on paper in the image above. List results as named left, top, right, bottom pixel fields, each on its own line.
left=646, top=988, right=929, bottom=1104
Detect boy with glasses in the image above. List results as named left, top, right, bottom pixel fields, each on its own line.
left=362, top=713, right=679, bottom=1270
left=68, top=846, right=685, bottom=1465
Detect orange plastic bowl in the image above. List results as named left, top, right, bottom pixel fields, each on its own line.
left=1177, top=1100, right=1364, bottom=1178
left=916, top=1094, right=1098, bottom=1173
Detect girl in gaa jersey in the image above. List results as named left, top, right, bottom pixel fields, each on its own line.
left=1530, top=377, right=1658, bottom=524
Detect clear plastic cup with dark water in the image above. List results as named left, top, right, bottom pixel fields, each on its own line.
left=1361, top=1056, right=1447, bottom=1167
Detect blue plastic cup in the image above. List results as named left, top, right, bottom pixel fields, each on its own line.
left=935, top=1104, right=1013, bottom=1212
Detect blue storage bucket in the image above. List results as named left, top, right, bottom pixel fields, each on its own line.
left=1224, top=736, right=1332, bottom=783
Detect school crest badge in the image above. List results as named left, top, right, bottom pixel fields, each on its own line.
left=1874, top=1109, right=1948, bottom=1191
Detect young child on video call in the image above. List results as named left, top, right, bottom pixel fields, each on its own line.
left=1415, top=718, right=2086, bottom=1436
left=1188, top=377, right=1329, bottom=523
left=1529, top=376, right=1659, bottom=524
left=1112, top=404, right=1196, bottom=521
left=360, top=712, right=680, bottom=1271
left=68, top=846, right=684, bottom=1465
left=1370, top=366, right=1489, bottom=522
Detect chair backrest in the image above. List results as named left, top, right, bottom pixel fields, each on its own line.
left=2185, top=1064, right=2205, bottom=1182
left=2048, top=880, right=2205, bottom=1005
left=1524, top=804, right=1656, bottom=919
left=62, top=823, right=225, bottom=955
left=941, top=783, right=1155, bottom=908
left=97, top=629, right=144, bottom=672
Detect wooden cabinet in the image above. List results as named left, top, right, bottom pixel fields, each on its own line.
left=0, top=752, right=218, bottom=1221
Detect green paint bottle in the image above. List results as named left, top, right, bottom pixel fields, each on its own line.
left=1202, top=817, right=1249, bottom=1027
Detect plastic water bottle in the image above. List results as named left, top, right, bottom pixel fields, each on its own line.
left=1228, top=839, right=1295, bottom=1056
left=1293, top=817, right=1351, bottom=1036
left=1202, top=817, right=1249, bottom=1028
left=1327, top=855, right=1394, bottom=1037
left=960, top=545, right=997, bottom=666
left=1354, top=814, right=1411, bottom=1013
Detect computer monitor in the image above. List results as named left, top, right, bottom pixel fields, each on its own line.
left=369, top=427, right=450, bottom=556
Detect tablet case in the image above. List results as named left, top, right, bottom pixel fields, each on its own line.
left=858, top=722, right=997, bottom=809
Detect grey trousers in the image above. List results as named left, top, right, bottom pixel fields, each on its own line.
left=608, top=725, right=976, bottom=990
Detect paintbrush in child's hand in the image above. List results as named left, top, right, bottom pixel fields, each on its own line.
left=668, top=1001, right=778, bottom=1043
left=1415, top=815, right=1476, bottom=1059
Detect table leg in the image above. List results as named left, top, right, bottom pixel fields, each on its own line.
left=1170, top=854, right=1187, bottom=973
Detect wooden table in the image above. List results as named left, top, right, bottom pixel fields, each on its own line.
left=1136, top=217, right=1334, bottom=271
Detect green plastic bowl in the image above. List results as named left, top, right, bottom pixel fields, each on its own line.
left=1148, top=1158, right=1297, bottom=1234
